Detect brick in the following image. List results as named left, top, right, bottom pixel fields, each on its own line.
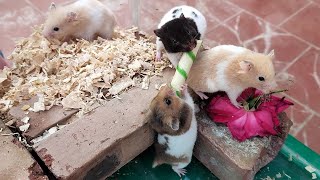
left=0, top=121, right=47, bottom=180
left=9, top=97, right=78, bottom=141
left=33, top=77, right=166, bottom=179
left=194, top=112, right=292, bottom=180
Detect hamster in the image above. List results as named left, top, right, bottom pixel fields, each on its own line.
left=187, top=45, right=278, bottom=108
left=154, top=5, right=207, bottom=67
left=42, top=0, right=116, bottom=41
left=146, top=84, right=197, bottom=177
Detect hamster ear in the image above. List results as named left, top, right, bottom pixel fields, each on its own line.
left=66, top=12, right=78, bottom=22
left=267, top=49, right=275, bottom=60
left=180, top=13, right=185, bottom=19
left=238, top=60, right=253, bottom=74
left=154, top=29, right=162, bottom=38
left=170, top=118, right=180, bottom=131
left=49, top=2, right=56, bottom=11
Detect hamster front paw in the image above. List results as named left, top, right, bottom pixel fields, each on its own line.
left=155, top=51, right=162, bottom=61
left=195, top=91, right=208, bottom=100
left=172, top=167, right=187, bottom=177
left=180, top=83, right=188, bottom=95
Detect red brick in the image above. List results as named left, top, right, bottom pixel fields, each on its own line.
left=32, top=77, right=166, bottom=179
left=9, top=97, right=78, bottom=141
left=0, top=121, right=47, bottom=180
left=194, top=112, right=292, bottom=180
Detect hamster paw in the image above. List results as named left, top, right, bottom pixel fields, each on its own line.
left=172, top=167, right=187, bottom=177
left=155, top=51, right=162, bottom=61
left=180, top=84, right=188, bottom=95
left=195, top=91, right=208, bottom=100
left=231, top=101, right=242, bottom=109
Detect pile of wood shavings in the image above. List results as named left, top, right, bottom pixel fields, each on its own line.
left=0, top=26, right=169, bottom=116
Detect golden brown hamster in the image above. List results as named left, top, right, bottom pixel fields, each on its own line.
left=43, top=0, right=116, bottom=42
left=187, top=45, right=277, bottom=107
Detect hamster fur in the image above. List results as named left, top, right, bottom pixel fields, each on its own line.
left=43, top=0, right=116, bottom=41
left=187, top=45, right=277, bottom=107
left=154, top=5, right=207, bottom=67
left=146, top=84, right=197, bottom=177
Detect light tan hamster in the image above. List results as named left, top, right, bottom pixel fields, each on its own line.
left=42, top=0, right=116, bottom=41
left=146, top=84, right=197, bottom=177
left=187, top=45, right=277, bottom=107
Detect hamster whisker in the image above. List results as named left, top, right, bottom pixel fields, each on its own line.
left=193, top=33, right=200, bottom=40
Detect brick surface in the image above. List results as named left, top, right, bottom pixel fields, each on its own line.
left=33, top=77, right=166, bottom=179
left=9, top=97, right=78, bottom=141
left=0, top=121, right=47, bottom=180
left=194, top=112, right=292, bottom=180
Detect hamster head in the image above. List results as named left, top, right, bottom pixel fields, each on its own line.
left=42, top=3, right=80, bottom=41
left=235, top=50, right=277, bottom=93
left=154, top=14, right=200, bottom=53
left=146, top=85, right=191, bottom=135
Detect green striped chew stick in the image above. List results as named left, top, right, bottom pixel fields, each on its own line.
left=170, top=40, right=203, bottom=97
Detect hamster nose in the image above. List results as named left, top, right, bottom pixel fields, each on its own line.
left=43, top=32, right=54, bottom=38
left=187, top=43, right=195, bottom=51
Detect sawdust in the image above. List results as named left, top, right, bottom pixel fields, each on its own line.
left=0, top=26, right=169, bottom=116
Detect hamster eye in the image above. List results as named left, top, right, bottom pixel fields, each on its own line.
left=53, top=27, right=59, bottom=31
left=172, top=39, right=178, bottom=44
left=258, top=76, right=265, bottom=81
left=164, top=98, right=171, bottom=106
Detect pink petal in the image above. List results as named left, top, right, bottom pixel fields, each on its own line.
left=243, top=112, right=266, bottom=137
left=206, top=96, right=245, bottom=123
left=228, top=113, right=248, bottom=141
left=254, top=110, right=277, bottom=135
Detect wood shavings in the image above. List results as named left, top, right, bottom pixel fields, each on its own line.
left=19, top=123, right=30, bottom=132
left=5, top=120, right=15, bottom=127
left=306, top=165, right=316, bottom=173
left=109, top=77, right=135, bottom=95
left=128, top=60, right=142, bottom=71
left=261, top=176, right=275, bottom=180
left=31, top=125, right=65, bottom=145
left=1, top=132, right=19, bottom=136
left=288, top=154, right=293, bottom=161
left=155, top=83, right=166, bottom=90
left=141, top=76, right=150, bottom=90
left=1, top=26, right=169, bottom=115
left=21, top=116, right=30, bottom=124
left=312, top=173, right=317, bottom=179
left=32, top=94, right=45, bottom=112
left=21, top=104, right=31, bottom=111
left=283, top=171, right=291, bottom=179
left=305, top=166, right=317, bottom=179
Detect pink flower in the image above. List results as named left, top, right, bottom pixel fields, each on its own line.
left=206, top=88, right=293, bottom=141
